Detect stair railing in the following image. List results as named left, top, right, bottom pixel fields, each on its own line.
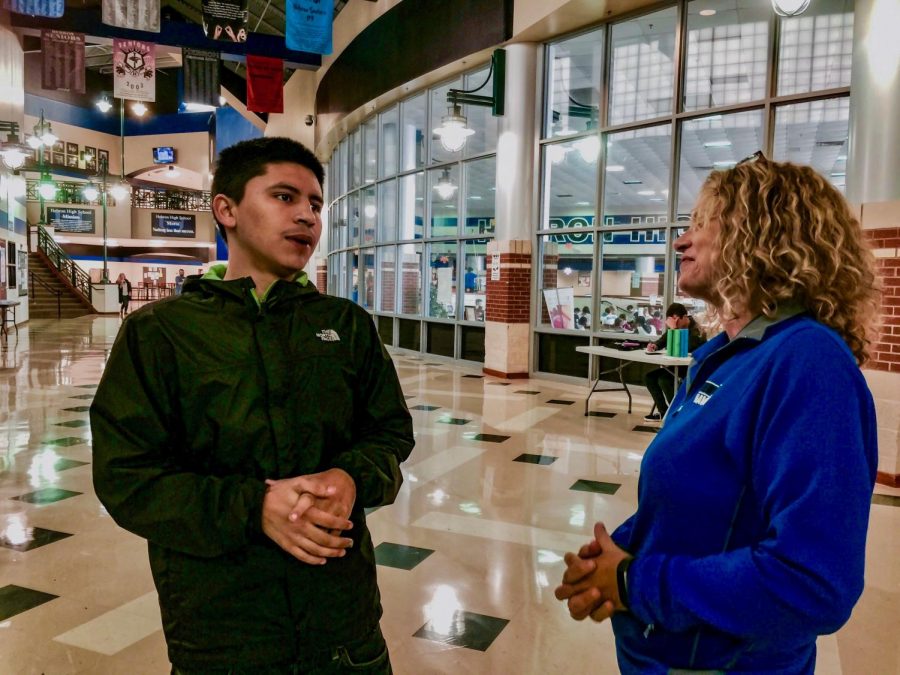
left=29, top=270, right=63, bottom=320
left=36, top=224, right=93, bottom=303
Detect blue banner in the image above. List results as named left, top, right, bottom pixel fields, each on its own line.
left=4, top=0, right=63, bottom=17
left=286, top=0, right=333, bottom=55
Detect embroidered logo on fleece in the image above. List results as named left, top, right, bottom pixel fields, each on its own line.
left=692, top=380, right=720, bottom=406
left=316, top=329, right=340, bottom=342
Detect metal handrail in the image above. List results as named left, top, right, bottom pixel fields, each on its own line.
left=29, top=270, right=62, bottom=320
left=36, top=224, right=93, bottom=303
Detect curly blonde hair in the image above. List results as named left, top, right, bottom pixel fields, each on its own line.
left=694, top=156, right=880, bottom=365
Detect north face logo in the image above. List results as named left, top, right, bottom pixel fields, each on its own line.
left=315, top=329, right=340, bottom=342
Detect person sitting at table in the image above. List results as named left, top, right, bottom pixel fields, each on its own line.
left=574, top=308, right=582, bottom=328
left=642, top=302, right=705, bottom=422
left=648, top=310, right=664, bottom=334
left=601, top=307, right=617, bottom=326
left=634, top=315, right=656, bottom=336
left=618, top=313, right=633, bottom=332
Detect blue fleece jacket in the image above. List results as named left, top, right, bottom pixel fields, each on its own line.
left=611, top=311, right=878, bottom=674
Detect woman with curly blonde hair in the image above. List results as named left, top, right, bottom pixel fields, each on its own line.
left=556, top=153, right=880, bottom=674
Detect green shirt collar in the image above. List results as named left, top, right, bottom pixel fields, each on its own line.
left=202, top=264, right=309, bottom=306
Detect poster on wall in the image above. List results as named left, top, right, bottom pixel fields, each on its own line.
left=48, top=207, right=95, bottom=234
left=17, top=249, right=27, bottom=296
left=543, top=287, right=575, bottom=329
left=152, top=213, right=196, bottom=238
left=0, top=243, right=6, bottom=295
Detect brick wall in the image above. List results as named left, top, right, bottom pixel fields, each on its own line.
left=865, top=227, right=900, bottom=373
left=486, top=252, right=531, bottom=324
left=401, top=261, right=420, bottom=314
left=316, top=262, right=327, bottom=294
left=380, top=263, right=395, bottom=312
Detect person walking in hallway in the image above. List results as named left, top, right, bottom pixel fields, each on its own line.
left=92, top=137, right=414, bottom=674
left=116, top=272, right=131, bottom=318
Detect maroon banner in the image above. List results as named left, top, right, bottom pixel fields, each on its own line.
left=246, top=54, right=283, bottom=113
left=41, top=30, right=85, bottom=94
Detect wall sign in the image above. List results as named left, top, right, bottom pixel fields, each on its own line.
left=152, top=213, right=196, bottom=238
left=490, top=254, right=501, bottom=281
left=48, top=207, right=95, bottom=233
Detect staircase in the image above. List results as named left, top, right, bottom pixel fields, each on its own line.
left=28, top=252, right=96, bottom=319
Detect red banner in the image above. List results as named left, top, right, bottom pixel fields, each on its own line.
left=41, top=30, right=85, bottom=94
left=246, top=54, right=283, bottom=113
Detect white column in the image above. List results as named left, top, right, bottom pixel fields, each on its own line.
left=494, top=43, right=540, bottom=241
left=846, top=0, right=900, bottom=204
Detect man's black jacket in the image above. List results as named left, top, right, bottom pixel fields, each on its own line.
left=91, top=275, right=415, bottom=669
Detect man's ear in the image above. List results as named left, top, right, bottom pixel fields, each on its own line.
left=211, top=194, right=238, bottom=233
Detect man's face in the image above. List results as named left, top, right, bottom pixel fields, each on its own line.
left=179, top=269, right=184, bottom=276
left=215, top=162, right=323, bottom=279
left=666, top=314, right=690, bottom=330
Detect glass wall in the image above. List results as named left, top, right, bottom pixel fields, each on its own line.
left=326, top=66, right=498, bottom=361
left=538, top=0, right=854, bottom=376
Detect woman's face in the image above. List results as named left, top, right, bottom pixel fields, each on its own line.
left=675, top=193, right=721, bottom=303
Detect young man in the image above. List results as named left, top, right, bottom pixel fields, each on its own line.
left=173, top=268, right=186, bottom=295
left=643, top=302, right=705, bottom=422
left=91, top=137, right=414, bottom=673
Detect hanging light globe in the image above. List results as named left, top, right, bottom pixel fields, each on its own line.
left=433, top=105, right=474, bottom=153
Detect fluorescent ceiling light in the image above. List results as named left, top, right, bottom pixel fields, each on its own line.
left=704, top=140, right=732, bottom=148
left=606, top=164, right=625, bottom=172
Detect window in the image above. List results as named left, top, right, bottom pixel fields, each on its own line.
left=678, top=110, right=764, bottom=213
left=603, top=124, right=673, bottom=226
left=609, top=7, right=678, bottom=125
left=541, top=138, right=598, bottom=231
left=545, top=29, right=603, bottom=138
left=683, top=0, right=769, bottom=112
left=773, top=97, right=849, bottom=193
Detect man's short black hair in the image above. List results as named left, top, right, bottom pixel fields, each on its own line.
left=665, top=302, right=688, bottom=318
left=211, top=137, right=325, bottom=242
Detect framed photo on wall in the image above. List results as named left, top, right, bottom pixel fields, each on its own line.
left=52, top=152, right=65, bottom=166
left=66, top=154, right=78, bottom=168
left=53, top=140, right=64, bottom=154
left=97, top=148, right=109, bottom=171
left=83, top=146, right=97, bottom=172
left=66, top=142, right=78, bottom=156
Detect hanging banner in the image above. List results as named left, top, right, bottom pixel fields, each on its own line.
left=183, top=48, right=220, bottom=108
left=285, top=0, right=333, bottom=55
left=202, top=0, right=248, bottom=43
left=113, top=38, right=156, bottom=102
left=246, top=54, right=283, bottom=113
left=101, top=0, right=160, bottom=33
left=41, top=30, right=85, bottom=95
left=3, top=0, right=64, bottom=18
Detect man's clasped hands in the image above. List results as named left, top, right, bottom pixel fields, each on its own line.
left=262, top=471, right=632, bottom=624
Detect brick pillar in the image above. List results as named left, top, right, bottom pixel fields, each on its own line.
left=484, top=240, right=532, bottom=378
left=861, top=204, right=900, bottom=487
left=380, top=261, right=396, bottom=312
left=401, top=258, right=420, bottom=314
left=315, top=261, right=327, bottom=294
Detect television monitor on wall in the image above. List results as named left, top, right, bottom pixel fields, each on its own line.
left=153, top=146, right=176, bottom=164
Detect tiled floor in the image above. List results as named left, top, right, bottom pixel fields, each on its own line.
left=1, top=317, right=899, bottom=674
